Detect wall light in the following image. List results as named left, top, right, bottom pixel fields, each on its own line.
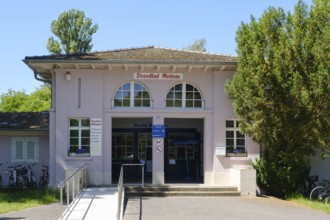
left=65, top=72, right=72, bottom=81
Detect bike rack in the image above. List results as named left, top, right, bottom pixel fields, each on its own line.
left=58, top=163, right=89, bottom=220
left=117, top=163, right=144, bottom=220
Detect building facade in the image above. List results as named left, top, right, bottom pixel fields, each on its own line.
left=23, top=46, right=259, bottom=193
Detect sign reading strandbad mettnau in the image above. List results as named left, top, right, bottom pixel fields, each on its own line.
left=134, top=72, right=183, bottom=80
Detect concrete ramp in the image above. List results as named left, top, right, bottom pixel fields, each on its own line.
left=61, top=187, right=118, bottom=220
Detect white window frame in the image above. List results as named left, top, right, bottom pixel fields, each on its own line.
left=113, top=82, right=151, bottom=108
left=69, top=118, right=90, bottom=156
left=11, top=137, right=39, bottom=163
left=225, top=120, right=246, bottom=151
left=166, top=83, right=203, bottom=108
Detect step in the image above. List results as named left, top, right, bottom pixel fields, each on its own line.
left=125, top=186, right=240, bottom=197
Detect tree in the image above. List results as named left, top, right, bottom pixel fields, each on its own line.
left=0, top=85, right=51, bottom=112
left=47, top=9, right=99, bottom=54
left=183, top=38, right=207, bottom=52
left=225, top=0, right=330, bottom=197
left=0, top=90, right=28, bottom=112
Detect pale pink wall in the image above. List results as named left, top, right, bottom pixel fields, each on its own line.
left=51, top=65, right=259, bottom=186
left=213, top=71, right=260, bottom=173
left=54, top=69, right=104, bottom=184
left=310, top=151, right=330, bottom=182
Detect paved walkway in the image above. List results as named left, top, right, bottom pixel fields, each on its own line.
left=123, top=196, right=330, bottom=220
left=62, top=187, right=118, bottom=220
left=0, top=188, right=329, bottom=220
left=0, top=187, right=119, bottom=220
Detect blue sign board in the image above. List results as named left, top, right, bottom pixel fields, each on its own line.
left=152, top=125, right=166, bottom=138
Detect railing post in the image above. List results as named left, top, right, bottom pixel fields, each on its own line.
left=142, top=165, right=144, bottom=187
left=81, top=169, right=84, bottom=188
left=66, top=181, right=69, bottom=206
left=78, top=171, right=81, bottom=191
left=72, top=176, right=75, bottom=201
left=60, top=188, right=63, bottom=220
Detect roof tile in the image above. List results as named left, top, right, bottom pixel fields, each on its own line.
left=25, top=46, right=237, bottom=63
left=0, top=112, right=49, bottom=130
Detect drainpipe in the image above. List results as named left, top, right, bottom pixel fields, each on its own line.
left=34, top=71, right=50, bottom=84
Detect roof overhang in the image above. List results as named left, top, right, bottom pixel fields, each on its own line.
left=23, top=59, right=237, bottom=84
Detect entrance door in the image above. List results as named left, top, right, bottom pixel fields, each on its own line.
left=112, top=129, right=152, bottom=183
left=138, top=133, right=152, bottom=182
left=165, top=130, right=203, bottom=183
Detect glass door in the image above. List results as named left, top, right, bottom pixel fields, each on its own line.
left=138, top=133, right=152, bottom=181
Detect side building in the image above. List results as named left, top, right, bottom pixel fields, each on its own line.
left=23, top=46, right=259, bottom=194
left=0, top=112, right=49, bottom=185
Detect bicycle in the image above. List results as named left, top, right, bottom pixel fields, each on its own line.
left=309, top=179, right=330, bottom=202
left=8, top=163, right=37, bottom=189
left=39, top=164, right=49, bottom=188
left=8, top=164, right=22, bottom=188
left=25, top=163, right=38, bottom=189
left=303, top=175, right=318, bottom=197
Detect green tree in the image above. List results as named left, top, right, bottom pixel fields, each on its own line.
left=0, top=90, right=28, bottom=112
left=47, top=9, right=99, bottom=54
left=225, top=0, right=330, bottom=197
left=183, top=38, right=207, bottom=52
left=23, top=85, right=51, bottom=112
left=0, top=85, right=51, bottom=112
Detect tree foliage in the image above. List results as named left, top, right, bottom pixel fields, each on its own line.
left=47, top=9, right=99, bottom=54
left=0, top=85, right=51, bottom=112
left=183, top=38, right=207, bottom=52
left=225, top=0, right=330, bottom=197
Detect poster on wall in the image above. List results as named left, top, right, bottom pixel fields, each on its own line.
left=90, top=118, right=102, bottom=156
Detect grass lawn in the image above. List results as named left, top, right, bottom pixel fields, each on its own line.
left=289, top=195, right=330, bottom=214
left=0, top=188, right=59, bottom=214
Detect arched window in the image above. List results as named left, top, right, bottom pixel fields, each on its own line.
left=113, top=82, right=151, bottom=107
left=166, top=83, right=202, bottom=108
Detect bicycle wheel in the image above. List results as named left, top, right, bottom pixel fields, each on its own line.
left=39, top=177, right=46, bottom=188
left=8, top=177, right=15, bottom=188
left=310, top=186, right=327, bottom=201
left=31, top=176, right=37, bottom=189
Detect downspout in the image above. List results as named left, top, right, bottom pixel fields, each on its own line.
left=34, top=71, right=49, bottom=84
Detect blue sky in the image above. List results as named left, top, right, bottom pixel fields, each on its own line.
left=0, top=0, right=312, bottom=95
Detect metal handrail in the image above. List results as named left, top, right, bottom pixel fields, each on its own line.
left=58, top=163, right=89, bottom=220
left=117, top=163, right=145, bottom=220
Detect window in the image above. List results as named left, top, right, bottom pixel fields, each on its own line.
left=168, top=133, right=196, bottom=160
left=11, top=137, right=39, bottom=163
left=138, top=133, right=152, bottom=161
left=69, top=118, right=90, bottom=156
left=226, top=120, right=246, bottom=155
left=112, top=133, right=134, bottom=160
left=113, top=82, right=151, bottom=107
left=166, top=83, right=202, bottom=108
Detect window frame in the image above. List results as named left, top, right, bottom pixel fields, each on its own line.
left=167, top=133, right=196, bottom=160
left=113, top=82, right=151, bottom=108
left=166, top=83, right=203, bottom=108
left=11, top=137, right=39, bottom=163
left=225, top=120, right=246, bottom=156
left=112, top=133, right=134, bottom=160
left=69, top=118, right=90, bottom=157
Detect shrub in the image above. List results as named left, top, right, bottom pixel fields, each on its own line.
left=252, top=149, right=310, bottom=198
